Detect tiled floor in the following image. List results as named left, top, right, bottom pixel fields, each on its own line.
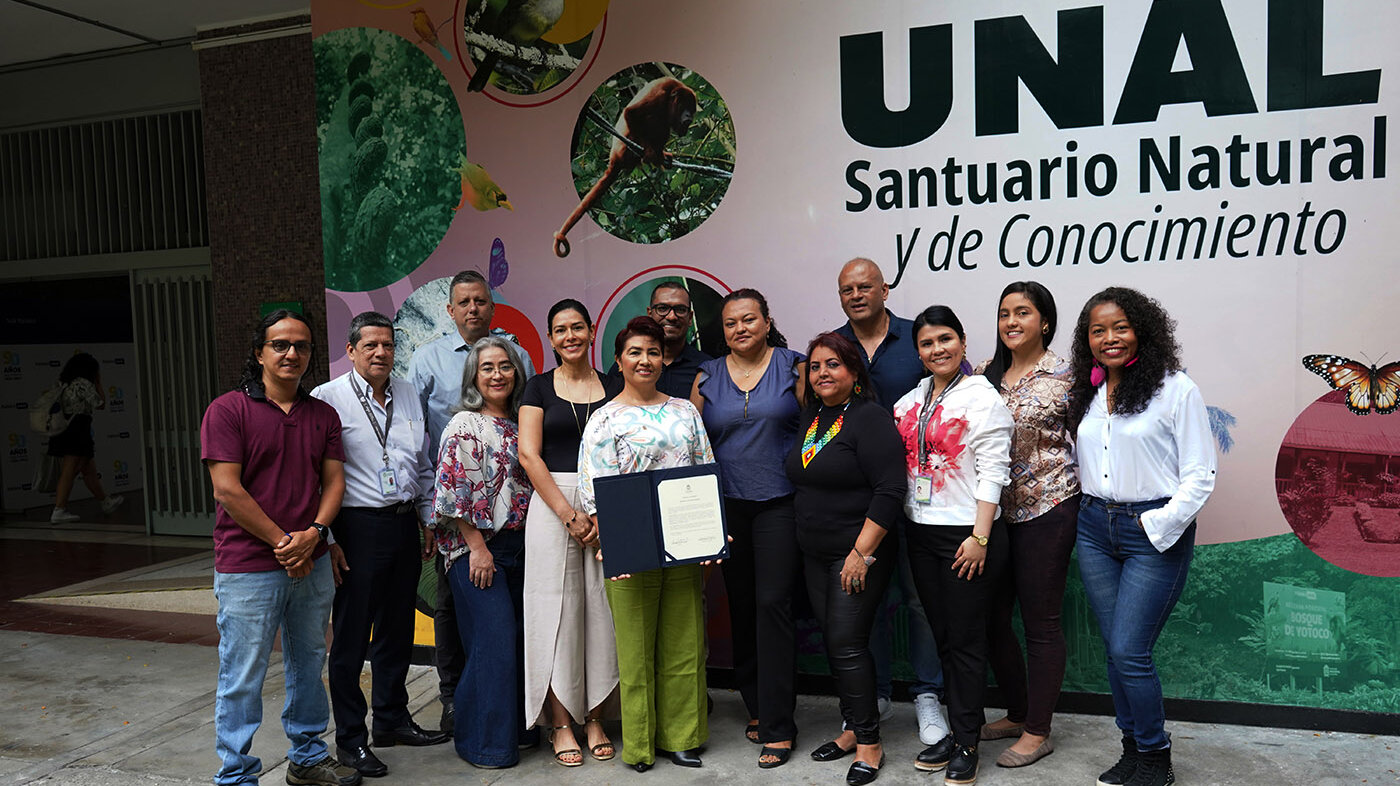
left=0, top=521, right=217, bottom=646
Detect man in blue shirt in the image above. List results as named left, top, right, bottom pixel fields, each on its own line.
left=831, top=257, right=949, bottom=748
left=406, top=270, right=535, bottom=738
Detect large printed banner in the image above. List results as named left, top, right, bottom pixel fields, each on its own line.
left=313, top=1, right=1400, bottom=714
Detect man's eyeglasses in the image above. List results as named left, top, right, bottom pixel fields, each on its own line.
left=263, top=340, right=314, bottom=355
left=649, top=304, right=691, bottom=318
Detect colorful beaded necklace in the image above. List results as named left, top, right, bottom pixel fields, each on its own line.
left=801, top=401, right=850, bottom=468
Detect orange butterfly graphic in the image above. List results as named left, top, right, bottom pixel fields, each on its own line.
left=1301, top=354, right=1400, bottom=415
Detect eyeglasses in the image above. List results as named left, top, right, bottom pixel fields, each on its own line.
left=263, top=340, right=313, bottom=355
left=649, top=304, right=691, bottom=318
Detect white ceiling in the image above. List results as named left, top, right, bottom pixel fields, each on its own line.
left=0, top=0, right=310, bottom=68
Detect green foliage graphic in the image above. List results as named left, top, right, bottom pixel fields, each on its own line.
left=315, top=27, right=465, bottom=292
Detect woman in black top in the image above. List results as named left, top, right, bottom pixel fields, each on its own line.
left=785, top=332, right=907, bottom=786
left=519, top=299, right=622, bottom=767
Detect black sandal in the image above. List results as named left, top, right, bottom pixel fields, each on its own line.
left=758, top=745, right=794, bottom=769
left=745, top=721, right=760, bottom=744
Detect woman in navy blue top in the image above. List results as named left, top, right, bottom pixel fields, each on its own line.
left=689, top=288, right=805, bottom=769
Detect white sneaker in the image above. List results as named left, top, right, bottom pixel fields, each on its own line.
left=50, top=508, right=80, bottom=523
left=100, top=494, right=125, bottom=514
left=915, top=693, right=950, bottom=745
left=877, top=696, right=894, bottom=723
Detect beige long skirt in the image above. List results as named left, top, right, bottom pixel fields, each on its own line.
left=523, top=472, right=620, bottom=727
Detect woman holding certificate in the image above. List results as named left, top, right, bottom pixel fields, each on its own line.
left=519, top=299, right=621, bottom=767
left=577, top=316, right=716, bottom=772
left=785, top=332, right=906, bottom=786
left=690, top=288, right=804, bottom=768
left=429, top=336, right=533, bottom=769
left=891, top=306, right=1013, bottom=785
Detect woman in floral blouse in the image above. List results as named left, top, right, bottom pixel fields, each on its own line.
left=576, top=316, right=716, bottom=772
left=430, top=336, right=533, bottom=769
left=974, top=282, right=1081, bottom=769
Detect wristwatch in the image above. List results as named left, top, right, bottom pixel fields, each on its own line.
left=968, top=533, right=989, bottom=547
left=312, top=523, right=330, bottom=542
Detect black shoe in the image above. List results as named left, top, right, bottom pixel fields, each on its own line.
left=1097, top=734, right=1140, bottom=786
left=439, top=703, right=454, bottom=737
left=632, top=761, right=652, bottom=772
left=336, top=745, right=387, bottom=778
left=845, top=753, right=884, bottom=786
left=662, top=747, right=702, bottom=767
left=914, top=734, right=954, bottom=772
left=758, top=745, right=793, bottom=769
left=811, top=740, right=855, bottom=762
left=372, top=720, right=449, bottom=747
left=1124, top=747, right=1174, bottom=786
left=945, top=744, right=978, bottom=785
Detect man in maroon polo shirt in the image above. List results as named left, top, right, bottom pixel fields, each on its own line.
left=200, top=309, right=359, bottom=786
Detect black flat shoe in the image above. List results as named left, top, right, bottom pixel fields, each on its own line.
left=745, top=721, right=761, bottom=744
left=663, top=747, right=703, bottom=767
left=372, top=720, right=449, bottom=747
left=846, top=754, right=885, bottom=786
left=758, top=745, right=793, bottom=769
left=631, top=761, right=652, bottom=772
left=336, top=744, right=387, bottom=778
left=811, top=740, right=855, bottom=762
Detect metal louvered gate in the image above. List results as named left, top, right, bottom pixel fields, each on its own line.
left=133, top=266, right=217, bottom=535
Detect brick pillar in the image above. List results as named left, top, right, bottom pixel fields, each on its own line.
left=198, top=18, right=329, bottom=391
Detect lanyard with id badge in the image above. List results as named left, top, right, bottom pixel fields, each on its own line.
left=914, top=372, right=962, bottom=503
left=352, top=375, right=399, bottom=497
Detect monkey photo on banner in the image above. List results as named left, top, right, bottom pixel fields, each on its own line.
left=553, top=62, right=736, bottom=257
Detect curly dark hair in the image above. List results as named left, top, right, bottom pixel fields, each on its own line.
left=236, top=309, right=315, bottom=391
left=1065, top=287, right=1182, bottom=433
left=803, top=331, right=875, bottom=411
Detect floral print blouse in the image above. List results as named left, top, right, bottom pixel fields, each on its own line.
left=430, top=410, right=533, bottom=571
left=61, top=378, right=102, bottom=416
left=974, top=351, right=1080, bottom=523
left=576, top=398, right=714, bottom=516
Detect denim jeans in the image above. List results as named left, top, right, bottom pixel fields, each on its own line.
left=447, top=529, right=526, bottom=768
left=1076, top=496, right=1195, bottom=752
left=871, top=524, right=945, bottom=700
left=213, top=556, right=335, bottom=786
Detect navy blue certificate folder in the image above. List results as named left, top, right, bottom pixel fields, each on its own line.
left=594, top=462, right=730, bottom=579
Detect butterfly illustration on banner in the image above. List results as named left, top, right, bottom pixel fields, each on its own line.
left=1301, top=354, right=1400, bottom=415
left=489, top=238, right=509, bottom=291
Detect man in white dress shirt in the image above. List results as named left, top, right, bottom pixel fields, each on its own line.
left=312, top=311, right=448, bottom=778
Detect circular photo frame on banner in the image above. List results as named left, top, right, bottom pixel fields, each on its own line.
left=1275, top=389, right=1400, bottom=577
left=553, top=62, right=736, bottom=258
left=458, top=0, right=609, bottom=102
left=593, top=266, right=730, bottom=373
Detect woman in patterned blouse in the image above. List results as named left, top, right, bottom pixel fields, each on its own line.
left=576, top=316, right=716, bottom=772
left=974, top=282, right=1081, bottom=769
left=429, top=336, right=534, bottom=769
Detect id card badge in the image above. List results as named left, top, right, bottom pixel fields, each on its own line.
left=914, top=474, right=933, bottom=503
left=379, top=467, right=397, bottom=496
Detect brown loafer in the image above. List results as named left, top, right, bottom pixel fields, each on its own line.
left=979, top=722, right=1024, bottom=741
left=995, top=737, right=1054, bottom=768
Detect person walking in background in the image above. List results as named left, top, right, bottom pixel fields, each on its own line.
left=690, top=288, right=805, bottom=768
left=1066, top=287, right=1216, bottom=786
left=975, top=282, right=1082, bottom=769
left=47, top=352, right=124, bottom=523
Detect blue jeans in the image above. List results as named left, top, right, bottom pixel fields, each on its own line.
left=447, top=529, right=526, bottom=768
left=1076, top=496, right=1194, bottom=752
left=871, top=525, right=944, bottom=699
left=213, top=557, right=335, bottom=786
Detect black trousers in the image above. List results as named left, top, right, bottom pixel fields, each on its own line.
left=803, top=537, right=896, bottom=745
left=329, top=505, right=423, bottom=747
left=435, top=550, right=463, bottom=704
left=905, top=523, right=1009, bottom=747
left=720, top=495, right=802, bottom=743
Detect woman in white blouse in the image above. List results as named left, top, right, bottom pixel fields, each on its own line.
left=1064, top=287, right=1216, bottom=786
left=892, top=305, right=1013, bottom=785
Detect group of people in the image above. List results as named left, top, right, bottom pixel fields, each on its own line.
left=199, top=259, right=1215, bottom=786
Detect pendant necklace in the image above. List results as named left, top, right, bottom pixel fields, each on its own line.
left=801, top=400, right=850, bottom=468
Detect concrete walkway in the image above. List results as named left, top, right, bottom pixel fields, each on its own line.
left=1, top=630, right=1395, bottom=786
